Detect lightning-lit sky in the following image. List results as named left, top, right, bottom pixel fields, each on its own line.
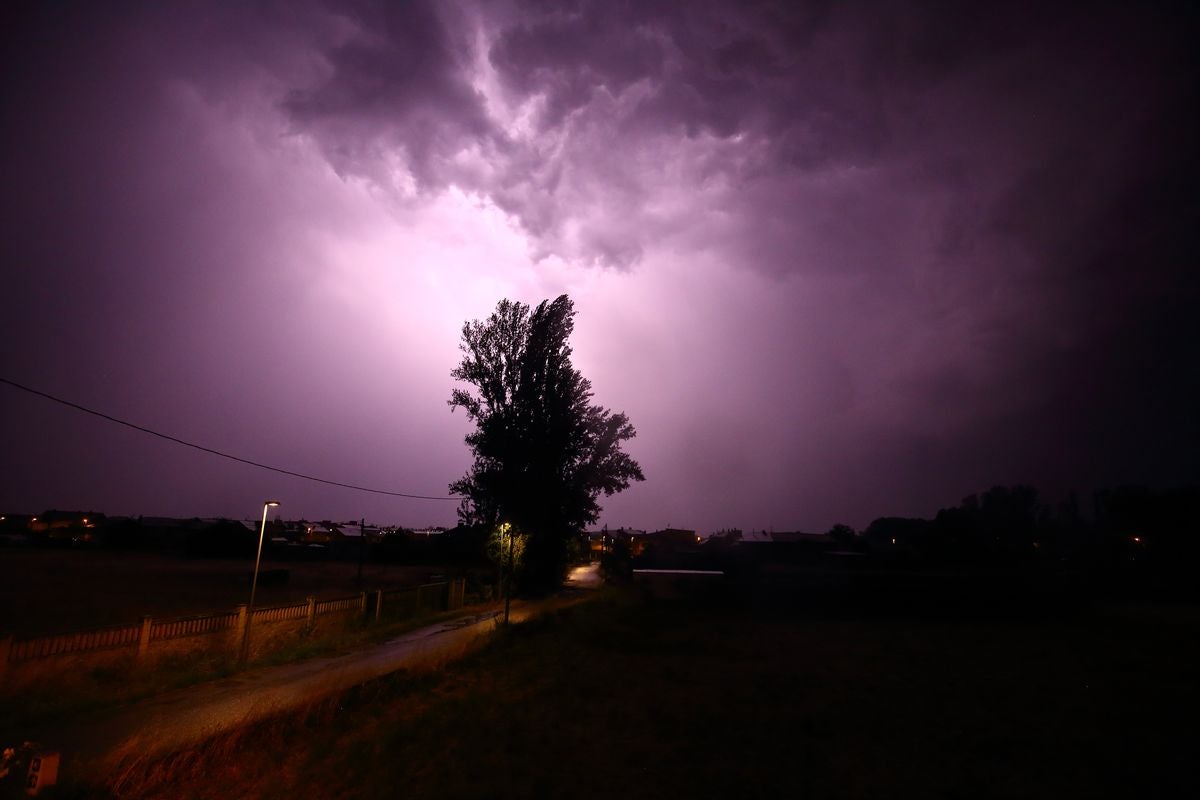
left=2, top=1, right=1197, bottom=531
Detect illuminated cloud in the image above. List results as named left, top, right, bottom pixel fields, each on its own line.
left=1, top=1, right=1196, bottom=529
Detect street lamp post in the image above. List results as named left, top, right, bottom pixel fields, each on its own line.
left=242, top=499, right=280, bottom=663
left=498, top=522, right=515, bottom=625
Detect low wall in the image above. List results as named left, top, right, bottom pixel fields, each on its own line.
left=0, top=579, right=464, bottom=690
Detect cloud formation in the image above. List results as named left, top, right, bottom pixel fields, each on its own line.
left=1, top=0, right=1196, bottom=530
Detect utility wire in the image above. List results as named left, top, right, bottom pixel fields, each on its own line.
left=0, top=376, right=459, bottom=501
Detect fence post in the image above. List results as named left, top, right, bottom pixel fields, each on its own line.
left=452, top=578, right=465, bottom=610
left=233, top=604, right=248, bottom=658
left=359, top=591, right=368, bottom=619
left=306, top=596, right=317, bottom=626
left=136, top=615, right=153, bottom=660
left=0, top=635, right=11, bottom=685
left=374, top=589, right=384, bottom=623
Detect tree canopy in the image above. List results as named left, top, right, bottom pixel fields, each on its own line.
left=449, top=295, right=644, bottom=592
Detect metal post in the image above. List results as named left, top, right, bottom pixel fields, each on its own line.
left=242, top=500, right=279, bottom=663
left=504, top=528, right=513, bottom=625
left=356, top=517, right=366, bottom=588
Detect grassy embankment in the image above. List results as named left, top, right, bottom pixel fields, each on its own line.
left=79, top=581, right=1199, bottom=799
left=0, top=551, right=488, bottom=737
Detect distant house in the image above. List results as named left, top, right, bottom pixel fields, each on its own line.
left=302, top=522, right=342, bottom=543
left=411, top=528, right=444, bottom=537
left=587, top=527, right=648, bottom=555
left=139, top=516, right=190, bottom=530
left=0, top=513, right=34, bottom=545
left=30, top=510, right=104, bottom=542
left=279, top=520, right=307, bottom=541
left=770, top=531, right=830, bottom=545
left=648, top=528, right=699, bottom=546
left=733, top=530, right=853, bottom=566
left=0, top=513, right=36, bottom=533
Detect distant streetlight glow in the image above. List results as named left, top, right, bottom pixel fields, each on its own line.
left=242, top=499, right=281, bottom=662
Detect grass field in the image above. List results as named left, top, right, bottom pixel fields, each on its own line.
left=0, top=550, right=447, bottom=635
left=86, top=582, right=1200, bottom=799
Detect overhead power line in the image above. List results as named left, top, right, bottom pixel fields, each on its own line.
left=0, top=376, right=459, bottom=501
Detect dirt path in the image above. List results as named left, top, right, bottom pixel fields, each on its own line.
left=41, top=564, right=602, bottom=788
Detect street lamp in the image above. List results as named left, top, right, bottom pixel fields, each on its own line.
left=498, top=522, right=515, bottom=626
left=242, top=499, right=280, bottom=662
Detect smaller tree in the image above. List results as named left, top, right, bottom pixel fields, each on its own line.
left=827, top=523, right=856, bottom=544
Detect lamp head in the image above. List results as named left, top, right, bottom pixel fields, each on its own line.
left=265, top=500, right=281, bottom=508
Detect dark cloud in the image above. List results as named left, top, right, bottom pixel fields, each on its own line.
left=282, top=0, right=494, bottom=189
left=488, top=1, right=669, bottom=129
left=1, top=0, right=1196, bottom=531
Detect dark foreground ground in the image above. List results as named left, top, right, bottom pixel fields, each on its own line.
left=60, top=578, right=1200, bottom=799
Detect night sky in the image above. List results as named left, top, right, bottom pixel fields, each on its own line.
left=2, top=1, right=1197, bottom=531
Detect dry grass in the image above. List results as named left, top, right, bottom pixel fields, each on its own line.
left=62, top=585, right=1200, bottom=800
left=0, top=602, right=476, bottom=747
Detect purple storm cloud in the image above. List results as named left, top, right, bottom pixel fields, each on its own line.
left=1, top=0, right=1197, bottom=531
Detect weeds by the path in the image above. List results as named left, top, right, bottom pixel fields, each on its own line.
left=70, top=586, right=1200, bottom=799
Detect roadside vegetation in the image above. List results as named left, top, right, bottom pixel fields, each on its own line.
left=0, top=602, right=480, bottom=743
left=80, top=583, right=1199, bottom=799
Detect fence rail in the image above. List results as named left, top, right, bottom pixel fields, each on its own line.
left=315, top=595, right=362, bottom=616
left=152, top=611, right=239, bottom=642
left=252, top=602, right=308, bottom=624
left=10, top=622, right=140, bottom=661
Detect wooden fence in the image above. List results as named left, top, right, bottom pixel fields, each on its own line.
left=252, top=603, right=309, bottom=625
left=0, top=579, right=464, bottom=685
left=152, top=610, right=240, bottom=642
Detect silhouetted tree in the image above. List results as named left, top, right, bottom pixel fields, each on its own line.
left=827, top=523, right=856, bottom=546
left=449, top=295, right=645, bottom=593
